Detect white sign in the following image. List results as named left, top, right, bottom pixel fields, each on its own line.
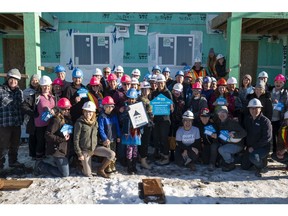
left=128, top=102, right=149, bottom=129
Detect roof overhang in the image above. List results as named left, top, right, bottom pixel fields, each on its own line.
left=211, top=12, right=288, bottom=36
left=0, top=13, right=52, bottom=35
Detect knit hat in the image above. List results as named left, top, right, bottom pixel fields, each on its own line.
left=217, top=105, right=228, bottom=114
left=243, top=74, right=252, bottom=82
left=209, top=48, right=215, bottom=54
left=31, top=74, right=40, bottom=81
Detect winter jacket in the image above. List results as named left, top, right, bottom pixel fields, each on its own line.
left=243, top=113, right=272, bottom=150
left=215, top=118, right=247, bottom=147
left=63, top=83, right=87, bottom=123
left=73, top=116, right=98, bottom=157
left=246, top=92, right=273, bottom=120
left=271, top=88, right=288, bottom=121
left=45, top=114, right=73, bottom=157
left=98, top=111, right=121, bottom=142
left=0, top=84, right=23, bottom=127
left=187, top=96, right=208, bottom=121
left=34, top=94, right=56, bottom=127
left=195, top=120, right=218, bottom=146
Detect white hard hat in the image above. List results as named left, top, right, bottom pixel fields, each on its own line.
left=156, top=74, right=166, bottom=82
left=40, top=75, right=52, bottom=86
left=82, top=101, right=96, bottom=112
left=115, top=65, right=124, bottom=73
left=131, top=77, right=139, bottom=84
left=194, top=57, right=202, bottom=63
left=173, top=83, right=183, bottom=92
left=247, top=98, right=263, bottom=108
left=131, top=68, right=141, bottom=76
left=227, top=77, right=237, bottom=84
left=182, top=110, right=194, bottom=119
left=94, top=68, right=103, bottom=76
left=216, top=54, right=224, bottom=60
left=7, top=68, right=21, bottom=80
left=140, top=81, right=151, bottom=89
left=284, top=111, right=288, bottom=120
left=258, top=71, right=268, bottom=78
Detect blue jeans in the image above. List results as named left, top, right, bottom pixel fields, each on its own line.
left=248, top=147, right=270, bottom=169
left=218, top=144, right=243, bottom=164
left=38, top=156, right=69, bottom=177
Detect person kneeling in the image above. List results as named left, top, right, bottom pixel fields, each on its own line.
left=175, top=111, right=201, bottom=171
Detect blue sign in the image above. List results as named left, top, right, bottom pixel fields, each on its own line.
left=77, top=88, right=88, bottom=98
left=150, top=94, right=173, bottom=115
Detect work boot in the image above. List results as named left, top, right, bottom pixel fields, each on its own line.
left=140, top=157, right=151, bottom=169
left=222, top=162, right=236, bottom=172
left=155, top=155, right=170, bottom=166
left=97, top=158, right=111, bottom=178
left=104, top=162, right=113, bottom=174
left=127, top=159, right=135, bottom=175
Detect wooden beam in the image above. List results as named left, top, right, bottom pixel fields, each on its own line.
left=242, top=19, right=263, bottom=31
left=256, top=19, right=283, bottom=34
left=0, top=14, right=20, bottom=29
left=0, top=73, right=29, bottom=79
left=268, top=20, right=288, bottom=34
left=4, top=14, right=23, bottom=26
left=210, top=13, right=231, bottom=29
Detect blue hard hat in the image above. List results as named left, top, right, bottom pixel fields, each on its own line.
left=55, top=65, right=66, bottom=73
left=162, top=67, right=170, bottom=73
left=144, top=73, right=152, bottom=82
left=183, top=65, right=191, bottom=72
left=126, top=88, right=138, bottom=99
left=72, top=68, right=83, bottom=78
left=152, top=65, right=161, bottom=72
left=175, top=70, right=184, bottom=77
left=203, top=76, right=212, bottom=83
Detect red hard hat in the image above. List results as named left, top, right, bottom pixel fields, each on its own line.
left=192, top=82, right=202, bottom=89
left=102, top=96, right=115, bottom=105
left=274, top=74, right=286, bottom=83
left=107, top=73, right=117, bottom=82
left=217, top=78, right=227, bottom=86
left=57, top=97, right=72, bottom=109
left=120, top=74, right=131, bottom=83
left=52, top=78, right=64, bottom=86
left=89, top=76, right=100, bottom=86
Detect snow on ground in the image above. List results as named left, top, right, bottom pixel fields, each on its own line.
left=1, top=143, right=288, bottom=208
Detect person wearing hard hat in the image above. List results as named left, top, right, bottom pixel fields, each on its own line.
left=54, top=65, right=71, bottom=92
left=151, top=73, right=174, bottom=166
left=120, top=88, right=142, bottom=174
left=246, top=79, right=273, bottom=121
left=175, top=110, right=201, bottom=171
left=34, top=75, right=56, bottom=160
left=138, top=81, right=153, bottom=169
left=131, top=77, right=141, bottom=97
left=186, top=82, right=208, bottom=124
left=195, top=108, right=219, bottom=171
left=210, top=76, right=217, bottom=91
left=162, top=67, right=173, bottom=87
left=87, top=68, right=104, bottom=93
left=272, top=110, right=288, bottom=170
left=103, top=73, right=118, bottom=97
left=22, top=74, right=40, bottom=160
left=112, top=74, right=132, bottom=166
left=169, top=83, right=185, bottom=162
left=131, top=68, right=141, bottom=80
left=257, top=71, right=271, bottom=92
left=114, top=65, right=124, bottom=88
left=242, top=98, right=272, bottom=177
left=167, top=70, right=184, bottom=92
left=152, top=65, right=161, bottom=75
left=63, top=68, right=87, bottom=124
left=34, top=97, right=73, bottom=177
left=216, top=105, right=247, bottom=172
left=201, top=76, right=214, bottom=102
left=270, top=74, right=288, bottom=153
left=86, top=76, right=103, bottom=113
left=52, top=78, right=64, bottom=104
left=189, top=57, right=207, bottom=84
left=98, top=96, right=121, bottom=174
left=149, top=74, right=158, bottom=94
left=0, top=68, right=25, bottom=170
left=74, top=101, right=115, bottom=178
left=226, top=77, right=242, bottom=122
left=215, top=54, right=231, bottom=79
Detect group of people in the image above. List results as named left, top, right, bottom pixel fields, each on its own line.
left=0, top=53, right=288, bottom=179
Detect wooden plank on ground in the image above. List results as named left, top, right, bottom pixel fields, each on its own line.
left=140, top=178, right=166, bottom=204
left=0, top=178, right=33, bottom=190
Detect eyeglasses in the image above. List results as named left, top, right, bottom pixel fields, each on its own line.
left=104, top=71, right=110, bottom=73
left=122, top=83, right=131, bottom=86
left=62, top=108, right=70, bottom=111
